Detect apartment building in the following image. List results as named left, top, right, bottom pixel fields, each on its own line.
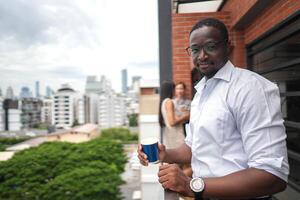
left=52, top=84, right=84, bottom=129
left=3, top=99, right=22, bottom=131
left=41, top=98, right=52, bottom=125
left=98, top=92, right=126, bottom=128
left=20, top=98, right=42, bottom=129
left=0, top=97, right=4, bottom=131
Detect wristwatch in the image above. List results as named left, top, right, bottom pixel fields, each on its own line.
left=190, top=177, right=205, bottom=200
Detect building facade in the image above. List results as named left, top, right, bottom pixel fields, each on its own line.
left=84, top=93, right=98, bottom=124
left=35, top=81, right=40, bottom=98
left=3, top=99, right=22, bottom=131
left=0, top=97, right=4, bottom=131
left=52, top=84, right=84, bottom=129
left=41, top=98, right=53, bottom=125
left=85, top=76, right=102, bottom=94
left=20, top=87, right=33, bottom=98
left=5, top=86, right=14, bottom=99
left=122, top=69, right=128, bottom=94
left=98, top=92, right=126, bottom=128
left=20, top=98, right=42, bottom=129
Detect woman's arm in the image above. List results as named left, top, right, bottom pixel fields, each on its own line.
left=165, top=99, right=190, bottom=126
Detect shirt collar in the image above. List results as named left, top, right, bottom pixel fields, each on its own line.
left=194, top=60, right=234, bottom=92
left=212, top=60, right=234, bottom=82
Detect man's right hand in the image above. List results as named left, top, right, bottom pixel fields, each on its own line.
left=137, top=142, right=167, bottom=166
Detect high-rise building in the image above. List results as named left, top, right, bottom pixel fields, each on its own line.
left=6, top=86, right=14, bottom=99
left=132, top=76, right=142, bottom=85
left=35, top=81, right=40, bottom=98
left=98, top=92, right=126, bottom=128
left=85, top=76, right=102, bottom=94
left=41, top=98, right=52, bottom=125
left=0, top=97, right=4, bottom=131
left=121, top=69, right=128, bottom=94
left=84, top=93, right=98, bottom=124
left=77, top=95, right=85, bottom=125
left=3, top=99, right=22, bottom=131
left=20, top=98, right=43, bottom=129
left=52, top=84, right=84, bottom=129
left=46, top=86, right=54, bottom=98
left=20, top=86, right=33, bottom=98
left=99, top=75, right=112, bottom=93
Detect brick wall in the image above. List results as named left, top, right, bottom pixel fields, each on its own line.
left=221, top=0, right=300, bottom=44
left=221, top=0, right=259, bottom=28
left=140, top=88, right=157, bottom=95
left=172, top=0, right=300, bottom=98
left=243, top=0, right=300, bottom=44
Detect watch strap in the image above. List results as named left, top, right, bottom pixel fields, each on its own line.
left=194, top=191, right=203, bottom=200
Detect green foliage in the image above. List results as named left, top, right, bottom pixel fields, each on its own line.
left=33, top=123, right=49, bottom=130
left=0, top=137, right=29, bottom=151
left=101, top=128, right=138, bottom=143
left=71, top=119, right=80, bottom=127
left=0, top=138, right=126, bottom=200
left=128, top=114, right=138, bottom=127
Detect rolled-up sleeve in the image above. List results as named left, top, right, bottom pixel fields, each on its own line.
left=234, top=79, right=289, bottom=182
left=185, top=123, right=193, bottom=147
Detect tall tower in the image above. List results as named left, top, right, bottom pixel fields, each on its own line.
left=121, top=69, right=128, bottom=94
left=46, top=86, right=53, bottom=98
left=35, top=81, right=40, bottom=98
left=6, top=86, right=14, bottom=99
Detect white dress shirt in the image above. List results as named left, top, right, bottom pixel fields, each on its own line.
left=185, top=61, right=289, bottom=182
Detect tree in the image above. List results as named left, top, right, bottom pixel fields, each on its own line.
left=128, top=114, right=138, bottom=127
left=0, top=138, right=126, bottom=200
left=101, top=128, right=138, bottom=143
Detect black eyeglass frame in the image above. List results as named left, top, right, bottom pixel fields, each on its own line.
left=185, top=40, right=227, bottom=56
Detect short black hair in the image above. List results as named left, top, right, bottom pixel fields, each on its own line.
left=159, top=80, right=174, bottom=127
left=190, top=18, right=229, bottom=42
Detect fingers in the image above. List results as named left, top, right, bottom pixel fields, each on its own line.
left=158, top=166, right=170, bottom=177
left=158, top=142, right=165, bottom=151
left=159, top=164, right=171, bottom=171
left=137, top=144, right=149, bottom=166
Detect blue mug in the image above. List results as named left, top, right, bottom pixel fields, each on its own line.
left=141, top=137, right=159, bottom=164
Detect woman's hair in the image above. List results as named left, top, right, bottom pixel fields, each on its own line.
left=159, top=80, right=174, bottom=127
left=175, top=81, right=186, bottom=89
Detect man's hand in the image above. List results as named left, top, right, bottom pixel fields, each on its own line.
left=137, top=142, right=167, bottom=166
left=158, top=164, right=194, bottom=197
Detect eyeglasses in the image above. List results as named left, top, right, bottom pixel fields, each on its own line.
left=185, top=41, right=225, bottom=56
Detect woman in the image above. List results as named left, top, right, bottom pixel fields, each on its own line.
left=159, top=81, right=190, bottom=149
left=172, top=82, right=191, bottom=135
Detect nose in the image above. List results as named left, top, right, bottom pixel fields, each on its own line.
left=197, top=48, right=208, bottom=61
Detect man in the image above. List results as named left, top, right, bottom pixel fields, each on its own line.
left=138, top=18, right=289, bottom=200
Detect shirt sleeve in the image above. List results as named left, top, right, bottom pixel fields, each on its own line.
left=232, top=79, right=289, bottom=182
left=185, top=123, right=192, bottom=147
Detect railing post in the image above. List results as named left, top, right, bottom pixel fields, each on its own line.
left=164, top=189, right=180, bottom=200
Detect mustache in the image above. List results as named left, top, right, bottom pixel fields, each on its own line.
left=197, top=61, right=214, bottom=66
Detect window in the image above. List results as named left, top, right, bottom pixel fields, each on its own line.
left=247, top=12, right=300, bottom=192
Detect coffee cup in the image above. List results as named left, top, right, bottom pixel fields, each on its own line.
left=141, top=137, right=159, bottom=164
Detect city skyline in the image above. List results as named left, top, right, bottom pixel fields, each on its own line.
left=0, top=0, right=159, bottom=95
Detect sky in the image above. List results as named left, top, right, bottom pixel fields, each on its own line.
left=0, top=0, right=159, bottom=96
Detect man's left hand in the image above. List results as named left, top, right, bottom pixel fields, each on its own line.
left=158, top=164, right=193, bottom=197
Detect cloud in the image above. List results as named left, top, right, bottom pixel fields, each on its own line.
left=128, top=61, right=159, bottom=68
left=0, top=0, right=100, bottom=48
left=0, top=0, right=159, bottom=95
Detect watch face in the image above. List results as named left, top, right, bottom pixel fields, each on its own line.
left=190, top=178, right=205, bottom=192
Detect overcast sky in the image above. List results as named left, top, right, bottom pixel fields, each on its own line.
left=0, top=0, right=159, bottom=96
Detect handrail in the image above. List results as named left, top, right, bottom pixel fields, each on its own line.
left=164, top=189, right=180, bottom=200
